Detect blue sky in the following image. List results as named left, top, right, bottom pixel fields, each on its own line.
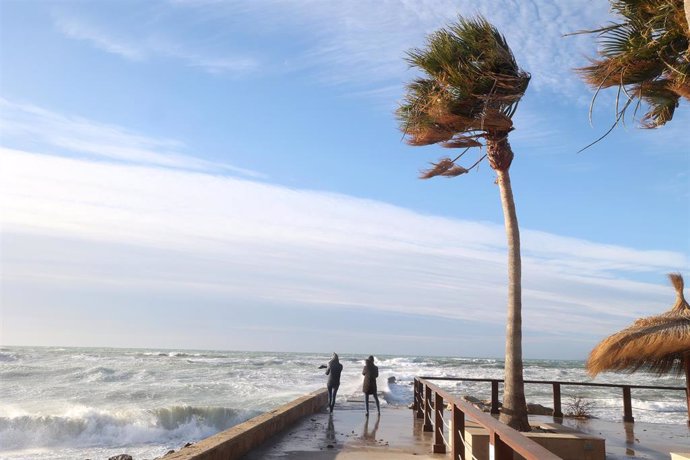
left=1, top=0, right=688, bottom=359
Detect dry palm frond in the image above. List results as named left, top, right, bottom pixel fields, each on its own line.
left=671, top=80, right=690, bottom=100
left=439, top=165, right=469, bottom=177
left=419, top=158, right=469, bottom=179
left=440, top=136, right=482, bottom=148
left=587, top=273, right=690, bottom=377
left=405, top=124, right=455, bottom=145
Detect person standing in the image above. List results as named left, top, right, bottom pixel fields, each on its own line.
left=362, top=355, right=380, bottom=416
left=325, top=352, right=343, bottom=413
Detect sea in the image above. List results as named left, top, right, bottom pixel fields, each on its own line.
left=0, top=347, right=686, bottom=460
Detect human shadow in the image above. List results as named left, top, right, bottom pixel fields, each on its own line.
left=362, top=413, right=380, bottom=441
left=326, top=413, right=336, bottom=443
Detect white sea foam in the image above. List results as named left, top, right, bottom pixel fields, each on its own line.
left=0, top=404, right=253, bottom=450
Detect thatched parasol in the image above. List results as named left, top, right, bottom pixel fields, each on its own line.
left=587, top=273, right=690, bottom=422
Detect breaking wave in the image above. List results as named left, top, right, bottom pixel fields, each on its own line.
left=0, top=405, right=254, bottom=450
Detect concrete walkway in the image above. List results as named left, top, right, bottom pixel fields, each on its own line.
left=242, top=401, right=447, bottom=459
left=554, top=415, right=689, bottom=460
left=241, top=400, right=690, bottom=460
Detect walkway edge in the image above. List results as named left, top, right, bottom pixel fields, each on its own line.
left=165, top=389, right=328, bottom=460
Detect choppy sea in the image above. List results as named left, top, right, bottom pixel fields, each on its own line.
left=0, top=347, right=685, bottom=459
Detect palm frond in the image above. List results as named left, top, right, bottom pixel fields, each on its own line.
left=398, top=14, right=529, bottom=155
left=419, top=158, right=468, bottom=179
left=573, top=0, right=689, bottom=133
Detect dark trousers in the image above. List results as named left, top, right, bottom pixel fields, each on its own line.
left=365, top=393, right=380, bottom=415
left=327, top=384, right=339, bottom=412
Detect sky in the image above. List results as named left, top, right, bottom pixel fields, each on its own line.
left=0, top=0, right=688, bottom=359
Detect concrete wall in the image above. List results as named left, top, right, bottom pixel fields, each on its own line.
left=165, top=388, right=328, bottom=460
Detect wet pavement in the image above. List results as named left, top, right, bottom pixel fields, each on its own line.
left=242, top=400, right=690, bottom=459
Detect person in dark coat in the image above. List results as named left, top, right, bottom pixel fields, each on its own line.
left=362, top=355, right=380, bottom=416
left=325, top=352, right=343, bottom=413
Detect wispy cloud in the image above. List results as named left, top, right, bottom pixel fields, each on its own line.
left=169, top=0, right=606, bottom=99
left=53, top=12, right=258, bottom=75
left=2, top=148, right=685, bottom=348
left=54, top=0, right=607, bottom=98
left=55, top=14, right=146, bottom=61
left=0, top=98, right=263, bottom=177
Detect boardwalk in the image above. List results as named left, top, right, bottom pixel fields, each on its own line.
left=242, top=399, right=445, bottom=459
left=242, top=400, right=689, bottom=460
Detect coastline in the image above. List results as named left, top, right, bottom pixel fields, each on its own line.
left=1, top=347, right=687, bottom=459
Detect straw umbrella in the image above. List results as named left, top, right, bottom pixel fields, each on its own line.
left=587, top=273, right=690, bottom=422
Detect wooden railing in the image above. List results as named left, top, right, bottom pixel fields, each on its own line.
left=417, top=376, right=687, bottom=423
left=414, top=377, right=561, bottom=460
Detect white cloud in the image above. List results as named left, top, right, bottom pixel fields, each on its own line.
left=54, top=0, right=607, bottom=98
left=55, top=14, right=146, bottom=61
left=1, top=148, right=686, bottom=343
left=53, top=12, right=258, bottom=75
left=169, top=0, right=606, bottom=99
left=0, top=98, right=263, bottom=177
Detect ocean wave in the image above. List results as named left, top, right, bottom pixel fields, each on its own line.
left=0, top=352, right=19, bottom=362
left=135, top=351, right=207, bottom=359
left=82, top=366, right=135, bottom=383
left=244, top=358, right=284, bottom=367
left=150, top=406, right=243, bottom=430
left=632, top=399, right=686, bottom=413
left=382, top=382, right=413, bottom=406
left=0, top=369, right=37, bottom=379
left=0, top=405, right=254, bottom=450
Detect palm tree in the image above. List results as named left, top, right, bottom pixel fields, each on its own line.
left=575, top=0, right=689, bottom=141
left=397, top=16, right=532, bottom=431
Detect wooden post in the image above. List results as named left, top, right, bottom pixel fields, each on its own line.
left=622, top=386, right=634, bottom=423
left=424, top=385, right=433, bottom=432
left=433, top=392, right=446, bottom=453
left=683, top=354, right=690, bottom=425
left=552, top=382, right=563, bottom=418
left=452, top=405, right=465, bottom=460
left=491, top=380, right=500, bottom=415
left=490, top=431, right=513, bottom=460
left=416, top=380, right=424, bottom=419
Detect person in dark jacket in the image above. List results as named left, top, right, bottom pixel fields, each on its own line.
left=325, top=352, right=343, bottom=413
left=362, top=355, right=380, bottom=416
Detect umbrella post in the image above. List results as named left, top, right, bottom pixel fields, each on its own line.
left=622, top=386, right=634, bottom=423
left=685, top=353, right=690, bottom=425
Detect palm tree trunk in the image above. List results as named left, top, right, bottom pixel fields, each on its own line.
left=495, top=168, right=531, bottom=431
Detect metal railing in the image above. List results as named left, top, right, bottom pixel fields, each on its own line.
left=414, top=377, right=561, bottom=460
left=417, top=376, right=687, bottom=423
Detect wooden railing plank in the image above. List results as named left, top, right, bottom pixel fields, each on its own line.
left=419, top=378, right=561, bottom=460
left=423, top=384, right=433, bottom=432
left=417, top=376, right=684, bottom=391
left=433, top=391, right=446, bottom=453
left=452, top=405, right=464, bottom=460
left=417, top=375, right=687, bottom=423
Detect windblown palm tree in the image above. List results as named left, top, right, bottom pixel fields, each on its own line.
left=575, top=0, right=689, bottom=140
left=397, top=16, right=532, bottom=431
